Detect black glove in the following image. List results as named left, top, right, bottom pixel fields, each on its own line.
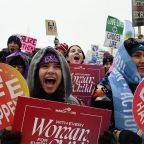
left=119, top=130, right=142, bottom=144
left=99, top=131, right=118, bottom=144
left=0, top=129, right=21, bottom=144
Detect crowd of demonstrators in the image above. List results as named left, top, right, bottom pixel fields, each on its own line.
left=65, top=45, right=85, bottom=64
left=6, top=51, right=30, bottom=79
left=1, top=34, right=144, bottom=143
left=0, top=46, right=82, bottom=143
left=0, top=34, right=40, bottom=78
left=91, top=38, right=143, bottom=144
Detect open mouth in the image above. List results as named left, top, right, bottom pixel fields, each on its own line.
left=45, top=78, right=56, bottom=85
left=74, top=56, right=80, bottom=60
left=10, top=48, right=15, bottom=52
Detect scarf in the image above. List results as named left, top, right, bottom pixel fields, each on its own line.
left=108, top=43, right=142, bottom=132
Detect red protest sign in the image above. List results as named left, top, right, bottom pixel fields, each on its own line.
left=69, top=64, right=105, bottom=106
left=12, top=96, right=111, bottom=144
left=133, top=80, right=144, bottom=132
left=0, top=63, right=29, bottom=129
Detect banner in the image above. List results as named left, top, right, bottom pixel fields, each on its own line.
left=132, top=0, right=144, bottom=26
left=12, top=96, right=111, bottom=144
left=124, top=20, right=135, bottom=39
left=0, top=63, right=29, bottom=129
left=69, top=64, right=105, bottom=106
left=104, top=15, right=124, bottom=48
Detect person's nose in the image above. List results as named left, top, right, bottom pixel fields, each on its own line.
left=75, top=50, right=79, bottom=55
left=47, top=66, right=55, bottom=74
left=141, top=56, right=144, bottom=63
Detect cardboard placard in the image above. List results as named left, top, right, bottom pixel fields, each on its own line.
left=132, top=0, right=144, bottom=27
left=0, top=63, right=29, bottom=129
left=69, top=64, right=105, bottom=106
left=45, top=20, right=58, bottom=36
left=18, top=34, right=37, bottom=53
left=12, top=96, right=111, bottom=144
left=104, top=15, right=124, bottom=48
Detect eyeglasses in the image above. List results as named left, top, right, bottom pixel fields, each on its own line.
left=11, top=65, right=24, bottom=69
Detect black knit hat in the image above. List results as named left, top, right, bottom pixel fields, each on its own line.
left=7, top=35, right=22, bottom=49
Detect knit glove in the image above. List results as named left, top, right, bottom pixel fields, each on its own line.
left=0, top=129, right=21, bottom=144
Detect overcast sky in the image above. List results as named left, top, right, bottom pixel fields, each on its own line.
left=0, top=0, right=138, bottom=52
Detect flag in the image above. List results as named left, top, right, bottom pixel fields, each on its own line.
left=124, top=20, right=135, bottom=39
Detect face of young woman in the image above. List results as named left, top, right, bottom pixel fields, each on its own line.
left=131, top=50, right=144, bottom=77
left=66, top=46, right=84, bottom=64
left=39, top=63, right=62, bottom=95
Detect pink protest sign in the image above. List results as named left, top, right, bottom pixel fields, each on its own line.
left=133, top=80, right=144, bottom=132
left=13, top=96, right=111, bottom=144
left=18, top=34, right=37, bottom=53
left=69, top=64, right=105, bottom=106
left=0, top=63, right=29, bottom=129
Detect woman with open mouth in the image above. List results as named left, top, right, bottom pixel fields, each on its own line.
left=65, top=45, right=85, bottom=64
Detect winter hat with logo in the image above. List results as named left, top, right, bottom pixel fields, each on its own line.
left=55, top=43, right=69, bottom=54
left=38, top=52, right=59, bottom=67
left=7, top=35, right=22, bottom=49
left=124, top=38, right=144, bottom=55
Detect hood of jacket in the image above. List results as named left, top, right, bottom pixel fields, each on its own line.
left=27, top=46, right=73, bottom=101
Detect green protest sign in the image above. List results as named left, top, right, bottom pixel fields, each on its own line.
left=104, top=16, right=124, bottom=48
